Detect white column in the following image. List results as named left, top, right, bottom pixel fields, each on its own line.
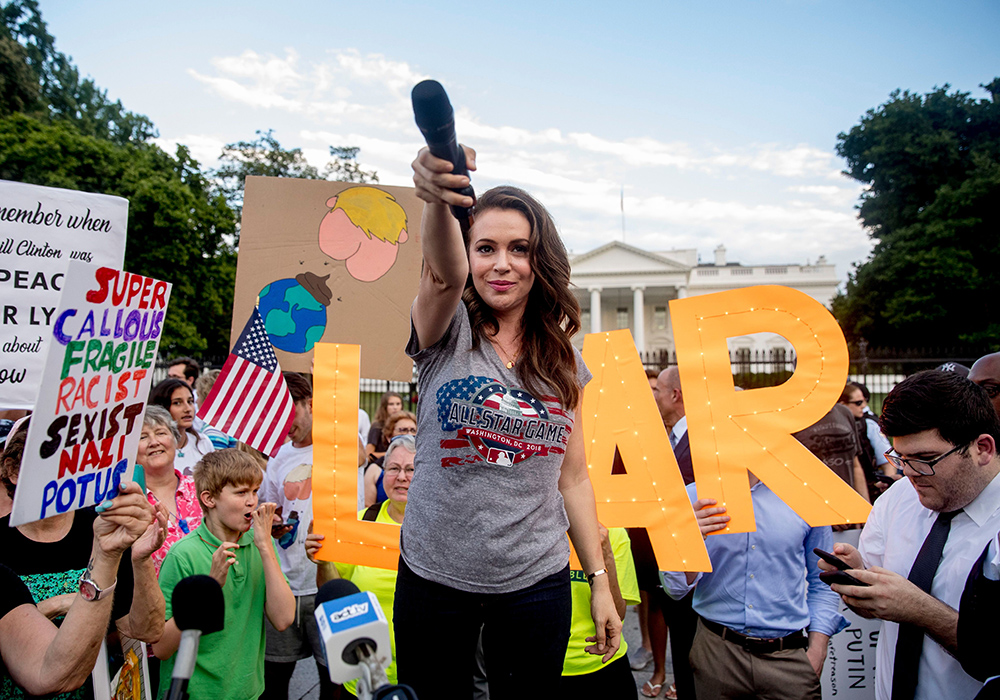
left=589, top=288, right=602, bottom=333
left=632, top=286, right=645, bottom=350
left=677, top=285, right=688, bottom=299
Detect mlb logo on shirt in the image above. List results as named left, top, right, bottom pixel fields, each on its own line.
left=486, top=448, right=515, bottom=467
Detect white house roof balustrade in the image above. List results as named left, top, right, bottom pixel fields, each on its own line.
left=568, top=241, right=839, bottom=357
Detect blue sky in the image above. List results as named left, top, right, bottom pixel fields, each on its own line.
left=40, top=0, right=999, bottom=282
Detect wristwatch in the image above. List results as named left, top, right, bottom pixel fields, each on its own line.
left=586, top=568, right=608, bottom=586
left=79, top=571, right=117, bottom=601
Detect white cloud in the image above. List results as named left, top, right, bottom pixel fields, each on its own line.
left=153, top=133, right=227, bottom=165
left=786, top=184, right=863, bottom=207
left=174, top=46, right=871, bottom=279
left=334, top=49, right=429, bottom=95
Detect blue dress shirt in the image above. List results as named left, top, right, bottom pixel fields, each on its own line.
left=662, top=481, right=847, bottom=639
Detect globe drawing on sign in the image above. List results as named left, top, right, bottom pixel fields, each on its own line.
left=257, top=272, right=332, bottom=353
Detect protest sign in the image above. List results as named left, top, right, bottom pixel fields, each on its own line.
left=232, top=177, right=421, bottom=381
left=9, top=261, right=170, bottom=526
left=0, top=180, right=128, bottom=409
left=581, top=329, right=710, bottom=571
left=671, top=285, right=871, bottom=533
left=821, top=529, right=878, bottom=700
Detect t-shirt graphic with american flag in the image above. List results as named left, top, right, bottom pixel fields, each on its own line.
left=435, top=375, right=569, bottom=467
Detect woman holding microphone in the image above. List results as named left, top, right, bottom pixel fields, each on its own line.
left=394, top=144, right=621, bottom=698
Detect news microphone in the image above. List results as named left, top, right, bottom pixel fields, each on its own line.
left=314, top=579, right=396, bottom=698
left=411, top=79, right=476, bottom=231
left=166, top=575, right=225, bottom=700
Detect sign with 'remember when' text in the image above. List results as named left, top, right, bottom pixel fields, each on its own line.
left=10, top=261, right=170, bottom=526
left=0, top=180, right=127, bottom=409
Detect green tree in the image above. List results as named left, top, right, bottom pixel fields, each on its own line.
left=1, top=0, right=156, bottom=144
left=322, top=146, right=379, bottom=184
left=0, top=32, right=39, bottom=116
left=214, top=130, right=379, bottom=238
left=0, top=113, right=238, bottom=356
left=214, top=129, right=323, bottom=211
left=833, top=80, right=1000, bottom=349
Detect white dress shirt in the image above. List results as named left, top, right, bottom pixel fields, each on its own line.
left=670, top=415, right=687, bottom=448
left=859, top=470, right=1000, bottom=700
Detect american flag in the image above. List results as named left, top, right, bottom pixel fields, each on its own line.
left=197, top=309, right=294, bottom=457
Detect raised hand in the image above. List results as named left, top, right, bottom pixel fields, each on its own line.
left=252, top=502, right=278, bottom=549
left=304, top=520, right=324, bottom=564
left=818, top=543, right=864, bottom=572
left=132, top=501, right=168, bottom=561
left=210, top=542, right=240, bottom=586
left=93, top=482, right=155, bottom=557
left=411, top=145, right=477, bottom=207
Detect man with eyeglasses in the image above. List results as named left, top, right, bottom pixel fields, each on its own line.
left=819, top=370, right=1000, bottom=700
left=969, top=352, right=1000, bottom=416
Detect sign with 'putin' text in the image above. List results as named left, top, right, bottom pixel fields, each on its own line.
left=10, top=261, right=171, bottom=526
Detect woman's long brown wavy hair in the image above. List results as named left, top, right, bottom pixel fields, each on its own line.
left=463, top=186, right=582, bottom=409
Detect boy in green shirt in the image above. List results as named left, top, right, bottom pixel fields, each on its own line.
left=152, top=450, right=295, bottom=699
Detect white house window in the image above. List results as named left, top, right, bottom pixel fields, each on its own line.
left=616, top=308, right=628, bottom=329
left=654, top=306, right=667, bottom=330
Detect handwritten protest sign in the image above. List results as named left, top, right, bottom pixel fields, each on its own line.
left=233, top=177, right=421, bottom=381
left=9, top=261, right=170, bottom=527
left=0, top=180, right=128, bottom=409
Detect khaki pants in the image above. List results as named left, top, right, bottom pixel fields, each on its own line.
left=689, top=618, right=822, bottom=700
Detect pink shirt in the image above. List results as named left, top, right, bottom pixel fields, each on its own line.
left=146, top=470, right=203, bottom=574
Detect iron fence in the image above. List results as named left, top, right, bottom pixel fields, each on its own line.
left=155, top=345, right=990, bottom=420
left=153, top=357, right=418, bottom=419
left=638, top=346, right=990, bottom=414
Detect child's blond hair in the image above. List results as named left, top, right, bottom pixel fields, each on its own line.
left=193, top=449, right=263, bottom=511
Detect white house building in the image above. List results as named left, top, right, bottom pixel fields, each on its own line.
left=569, top=242, right=839, bottom=358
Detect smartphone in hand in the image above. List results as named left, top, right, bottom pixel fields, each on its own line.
left=820, top=569, right=870, bottom=587
left=813, top=547, right=851, bottom=571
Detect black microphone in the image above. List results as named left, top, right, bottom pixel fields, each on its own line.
left=412, top=79, right=476, bottom=230
left=166, top=575, right=225, bottom=700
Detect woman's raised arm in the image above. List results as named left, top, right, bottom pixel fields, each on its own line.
left=411, top=145, right=477, bottom=351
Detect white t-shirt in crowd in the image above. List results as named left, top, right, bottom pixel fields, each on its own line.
left=260, top=442, right=317, bottom=596
left=174, top=430, right=215, bottom=477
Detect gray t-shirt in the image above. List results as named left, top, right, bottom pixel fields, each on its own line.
left=402, top=303, right=592, bottom=594
left=793, top=404, right=861, bottom=486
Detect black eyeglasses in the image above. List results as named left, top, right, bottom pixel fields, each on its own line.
left=845, top=400, right=865, bottom=407
left=384, top=465, right=415, bottom=477
left=884, top=443, right=967, bottom=476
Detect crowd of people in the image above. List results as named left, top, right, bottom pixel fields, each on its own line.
left=2, top=142, right=1000, bottom=700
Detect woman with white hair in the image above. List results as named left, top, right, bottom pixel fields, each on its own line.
left=138, top=406, right=203, bottom=574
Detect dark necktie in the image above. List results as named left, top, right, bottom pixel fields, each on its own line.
left=891, top=508, right=963, bottom=700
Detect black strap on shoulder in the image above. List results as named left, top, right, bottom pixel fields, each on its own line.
left=362, top=502, right=382, bottom=522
